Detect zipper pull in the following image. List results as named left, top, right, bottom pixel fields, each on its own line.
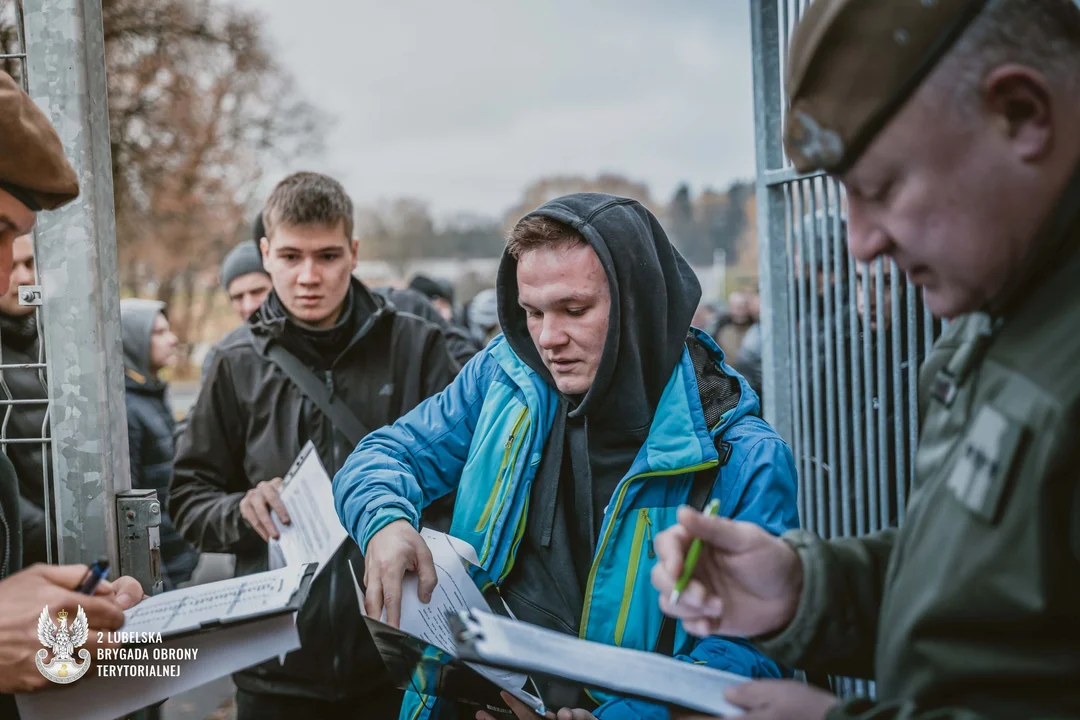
left=324, top=371, right=335, bottom=400
left=643, top=510, right=655, bottom=559
left=505, top=433, right=515, bottom=450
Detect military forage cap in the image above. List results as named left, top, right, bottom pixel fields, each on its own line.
left=783, top=0, right=989, bottom=174
left=0, top=71, right=79, bottom=211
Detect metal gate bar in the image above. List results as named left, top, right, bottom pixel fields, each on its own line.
left=750, top=0, right=943, bottom=698
left=21, top=0, right=131, bottom=569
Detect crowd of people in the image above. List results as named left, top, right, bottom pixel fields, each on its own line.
left=1, top=1, right=1079, bottom=720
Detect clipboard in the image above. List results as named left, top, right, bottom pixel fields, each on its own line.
left=119, top=562, right=317, bottom=643
left=347, top=548, right=550, bottom=715
left=451, top=609, right=748, bottom=718
left=362, top=613, right=544, bottom=715
left=16, top=564, right=317, bottom=720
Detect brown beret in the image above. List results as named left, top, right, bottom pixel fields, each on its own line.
left=783, top=0, right=989, bottom=174
left=0, top=71, right=79, bottom=211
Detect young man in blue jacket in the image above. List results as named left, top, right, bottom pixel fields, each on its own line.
left=334, top=193, right=799, bottom=720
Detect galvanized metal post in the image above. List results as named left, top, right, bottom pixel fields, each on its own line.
left=21, top=0, right=131, bottom=570
left=750, top=0, right=794, bottom=443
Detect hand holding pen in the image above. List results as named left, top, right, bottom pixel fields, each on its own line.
left=650, top=505, right=805, bottom=639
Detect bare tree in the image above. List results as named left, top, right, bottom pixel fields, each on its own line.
left=100, top=0, right=326, bottom=368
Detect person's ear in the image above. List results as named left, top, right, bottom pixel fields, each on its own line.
left=350, top=239, right=359, bottom=269
left=260, top=236, right=271, bottom=264
left=982, top=64, right=1054, bottom=162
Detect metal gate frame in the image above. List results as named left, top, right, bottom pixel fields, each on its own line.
left=750, top=0, right=941, bottom=697
left=9, top=0, right=133, bottom=571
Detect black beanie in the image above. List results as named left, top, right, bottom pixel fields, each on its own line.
left=409, top=274, right=454, bottom=304
left=221, top=241, right=268, bottom=291
left=251, top=210, right=266, bottom=248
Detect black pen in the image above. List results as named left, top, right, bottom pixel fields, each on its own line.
left=76, top=557, right=110, bottom=595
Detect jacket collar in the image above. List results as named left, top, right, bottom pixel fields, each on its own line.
left=246, top=277, right=391, bottom=356
left=489, top=328, right=759, bottom=476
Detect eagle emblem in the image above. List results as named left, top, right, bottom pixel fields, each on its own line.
left=36, top=606, right=92, bottom=684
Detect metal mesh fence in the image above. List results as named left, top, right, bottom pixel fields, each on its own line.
left=0, top=0, right=54, bottom=566
left=750, top=0, right=944, bottom=698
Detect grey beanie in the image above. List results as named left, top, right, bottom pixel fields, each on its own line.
left=468, top=288, right=499, bottom=333
left=221, top=241, right=268, bottom=291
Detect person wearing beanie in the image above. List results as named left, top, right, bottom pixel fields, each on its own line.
left=407, top=273, right=455, bottom=321
left=198, top=241, right=273, bottom=380
left=221, top=240, right=272, bottom=322
left=465, top=287, right=500, bottom=345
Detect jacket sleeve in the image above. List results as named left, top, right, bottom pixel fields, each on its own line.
left=169, top=351, right=262, bottom=554
left=594, top=436, right=799, bottom=720
left=334, top=351, right=494, bottom=554
left=753, top=529, right=895, bottom=679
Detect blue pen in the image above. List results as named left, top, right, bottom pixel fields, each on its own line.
left=76, top=558, right=110, bottom=595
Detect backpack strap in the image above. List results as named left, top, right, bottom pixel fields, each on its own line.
left=653, top=437, right=730, bottom=656
left=265, top=343, right=370, bottom=446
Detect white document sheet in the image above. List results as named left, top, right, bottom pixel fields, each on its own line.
left=353, top=529, right=543, bottom=710
left=122, top=563, right=308, bottom=637
left=272, top=441, right=347, bottom=577
left=457, top=610, right=748, bottom=717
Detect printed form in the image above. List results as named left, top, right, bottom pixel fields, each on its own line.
left=353, top=528, right=543, bottom=710
left=271, top=441, right=348, bottom=577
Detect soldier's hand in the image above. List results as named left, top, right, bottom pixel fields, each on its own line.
left=239, top=477, right=289, bottom=541
left=0, top=564, right=128, bottom=694
left=723, top=679, right=839, bottom=720
left=363, top=520, right=436, bottom=628
left=651, top=506, right=803, bottom=638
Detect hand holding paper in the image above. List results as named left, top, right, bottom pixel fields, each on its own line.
left=353, top=528, right=545, bottom=712
left=270, top=442, right=348, bottom=578
left=363, top=518, right=438, bottom=625
left=240, top=477, right=289, bottom=541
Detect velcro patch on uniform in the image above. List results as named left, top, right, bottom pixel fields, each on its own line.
left=944, top=405, right=1026, bottom=523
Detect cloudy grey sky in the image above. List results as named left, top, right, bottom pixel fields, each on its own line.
left=234, top=0, right=756, bottom=219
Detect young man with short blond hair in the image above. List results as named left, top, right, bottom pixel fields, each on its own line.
left=171, top=171, right=458, bottom=719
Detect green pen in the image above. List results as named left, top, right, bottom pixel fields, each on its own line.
left=669, top=498, right=721, bottom=605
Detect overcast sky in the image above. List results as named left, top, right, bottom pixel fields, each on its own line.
left=234, top=0, right=756, bottom=220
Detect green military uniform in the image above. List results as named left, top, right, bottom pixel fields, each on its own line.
left=756, top=0, right=1080, bottom=717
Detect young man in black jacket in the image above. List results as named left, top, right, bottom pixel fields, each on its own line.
left=169, top=171, right=459, bottom=719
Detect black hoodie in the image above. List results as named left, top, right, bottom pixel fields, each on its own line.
left=496, top=194, right=701, bottom=666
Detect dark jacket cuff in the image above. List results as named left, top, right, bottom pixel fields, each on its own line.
left=752, top=528, right=829, bottom=667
